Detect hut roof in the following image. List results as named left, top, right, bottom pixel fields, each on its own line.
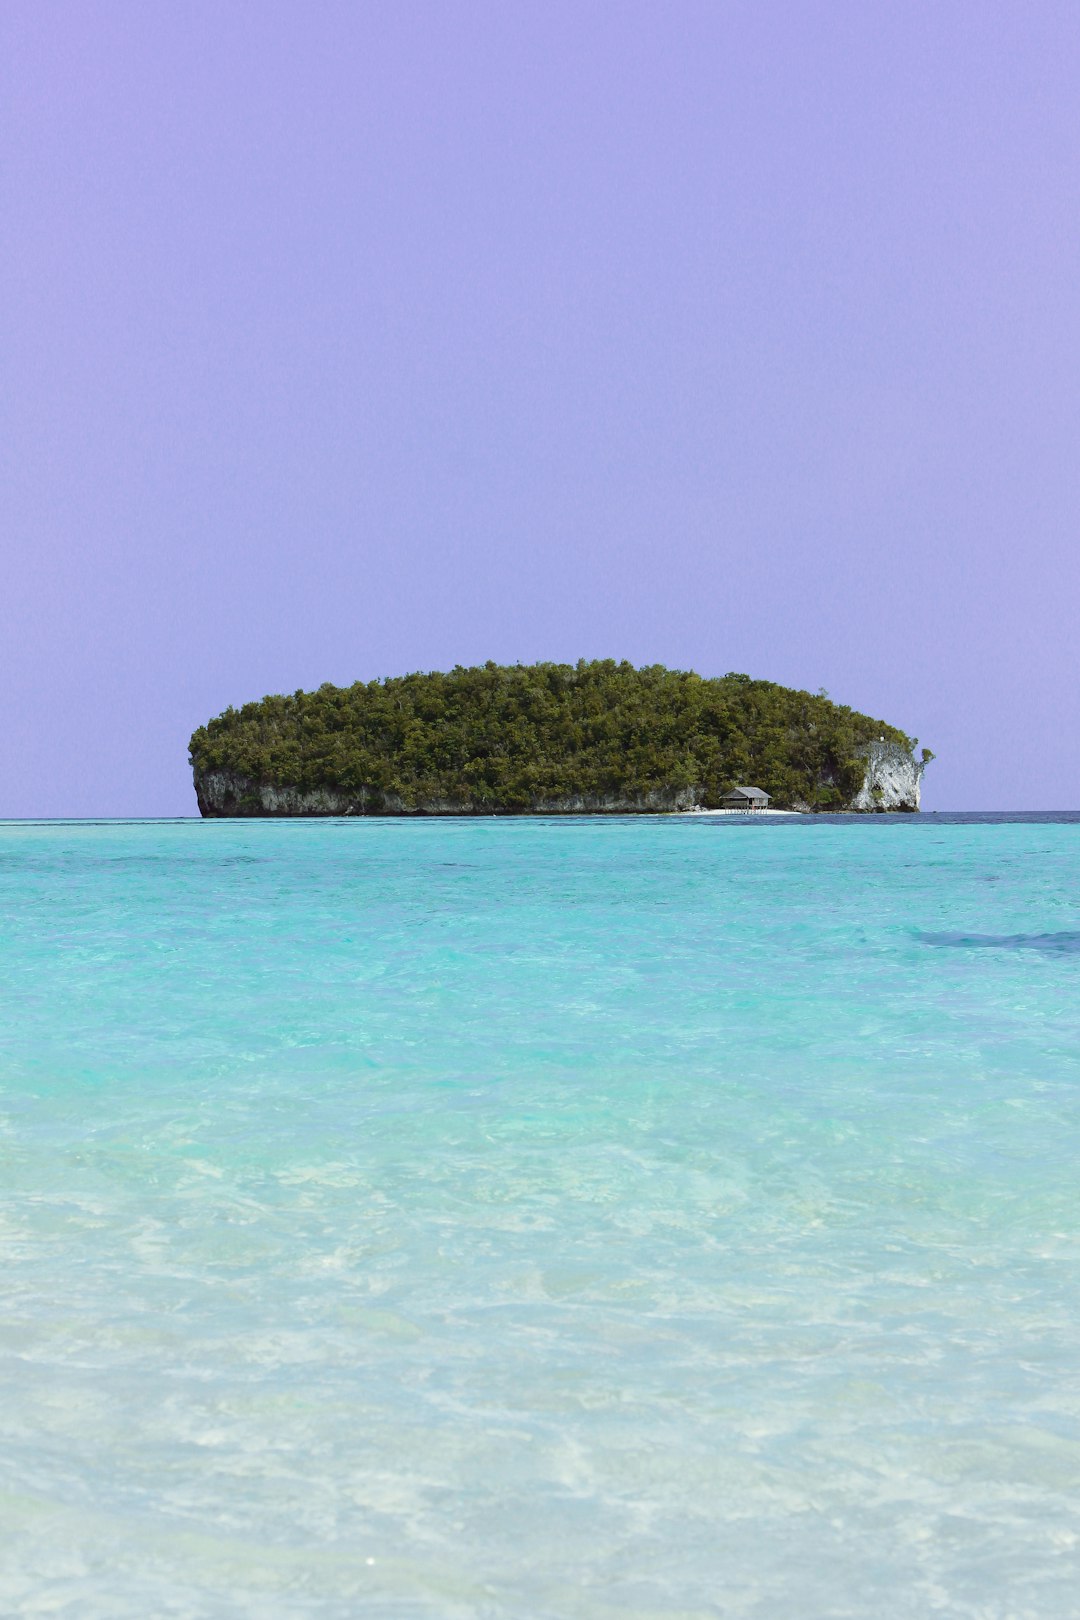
left=722, top=785, right=771, bottom=801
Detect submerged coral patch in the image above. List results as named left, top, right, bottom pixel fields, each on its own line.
left=921, top=930, right=1080, bottom=953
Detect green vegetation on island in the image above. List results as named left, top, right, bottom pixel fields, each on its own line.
left=190, top=660, right=927, bottom=815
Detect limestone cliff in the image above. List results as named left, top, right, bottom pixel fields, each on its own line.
left=194, top=751, right=925, bottom=817
left=848, top=741, right=924, bottom=812
left=194, top=770, right=699, bottom=818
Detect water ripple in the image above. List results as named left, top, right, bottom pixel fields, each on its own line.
left=921, top=929, right=1080, bottom=953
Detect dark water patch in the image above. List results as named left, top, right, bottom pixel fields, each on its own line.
left=94, top=855, right=271, bottom=872
left=0, top=852, right=269, bottom=873
left=89, top=854, right=269, bottom=867
left=921, top=930, right=1080, bottom=954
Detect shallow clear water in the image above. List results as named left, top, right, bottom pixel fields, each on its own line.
left=2, top=814, right=1080, bottom=1618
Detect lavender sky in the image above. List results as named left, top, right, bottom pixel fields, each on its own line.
left=4, top=3, right=1080, bottom=814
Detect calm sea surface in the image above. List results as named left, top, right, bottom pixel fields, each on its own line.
left=2, top=814, right=1080, bottom=1618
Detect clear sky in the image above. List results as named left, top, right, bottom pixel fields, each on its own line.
left=4, top=2, right=1079, bottom=814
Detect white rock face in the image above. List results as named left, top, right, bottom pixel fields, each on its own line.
left=849, top=742, right=924, bottom=812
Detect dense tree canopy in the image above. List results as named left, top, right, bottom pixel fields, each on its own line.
left=190, top=660, right=917, bottom=813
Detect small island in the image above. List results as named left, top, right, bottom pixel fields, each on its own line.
left=189, top=660, right=930, bottom=816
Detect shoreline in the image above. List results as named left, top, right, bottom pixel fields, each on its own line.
left=678, top=807, right=806, bottom=817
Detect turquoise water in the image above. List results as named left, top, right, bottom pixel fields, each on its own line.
left=2, top=815, right=1080, bottom=1618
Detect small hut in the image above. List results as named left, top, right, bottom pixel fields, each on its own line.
left=719, top=785, right=771, bottom=811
